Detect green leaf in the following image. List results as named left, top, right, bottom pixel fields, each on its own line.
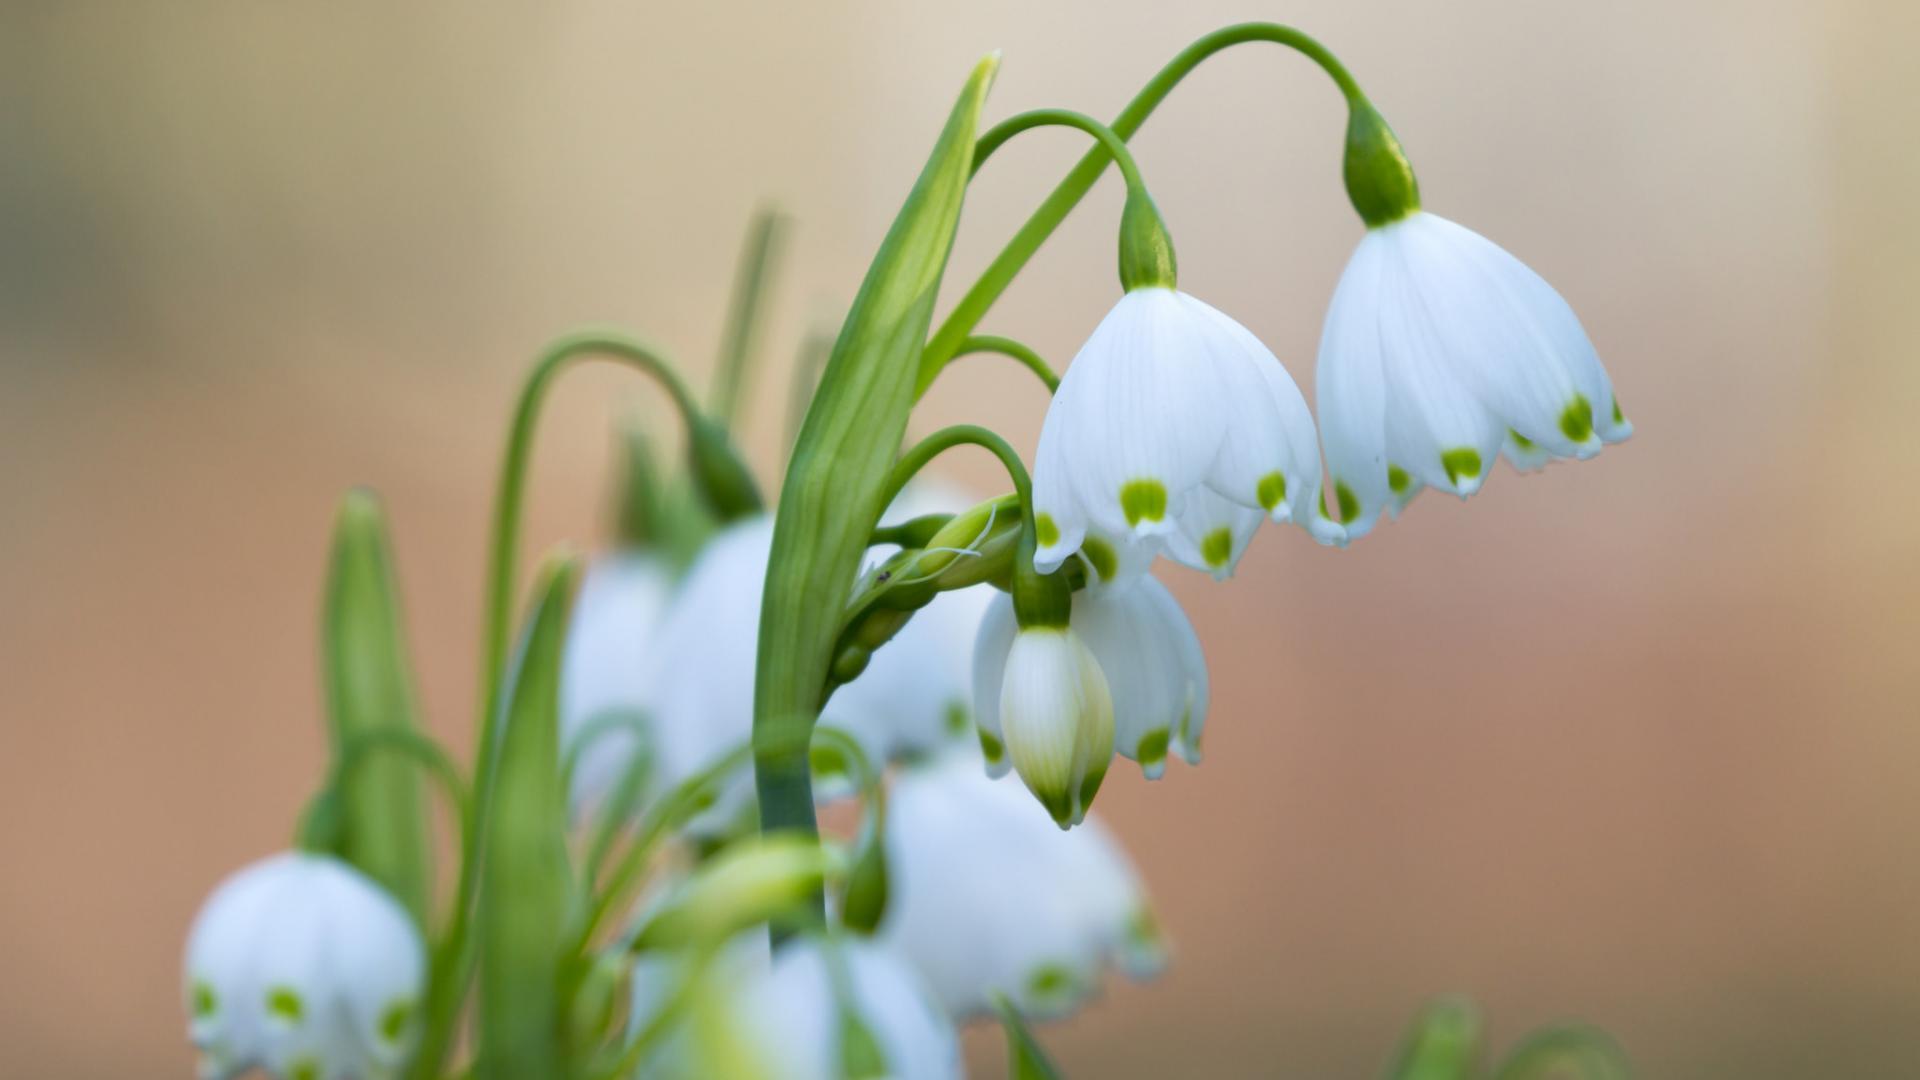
left=1387, top=997, right=1484, bottom=1080
left=711, top=203, right=790, bottom=431
left=992, top=994, right=1067, bottom=1080
left=476, top=551, right=581, bottom=1080
left=1490, top=1024, right=1634, bottom=1080
left=631, top=833, right=831, bottom=951
left=754, top=52, right=999, bottom=861
left=322, top=488, right=433, bottom=925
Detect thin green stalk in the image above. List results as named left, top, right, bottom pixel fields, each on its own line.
left=882, top=424, right=1032, bottom=514
left=711, top=205, right=789, bottom=431
left=412, top=328, right=703, bottom=1080
left=947, top=335, right=1058, bottom=394
left=917, top=22, right=1365, bottom=393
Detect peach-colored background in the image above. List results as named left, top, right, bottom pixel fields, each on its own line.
left=2, top=1, right=1914, bottom=1076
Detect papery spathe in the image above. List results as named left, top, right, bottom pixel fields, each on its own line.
left=1316, top=210, right=1631, bottom=539
left=184, top=852, right=424, bottom=1080
left=880, top=749, right=1167, bottom=1020
left=1031, top=287, right=1342, bottom=583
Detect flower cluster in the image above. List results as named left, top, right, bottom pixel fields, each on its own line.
left=179, top=23, right=1633, bottom=1080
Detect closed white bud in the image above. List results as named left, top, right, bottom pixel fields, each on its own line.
left=183, top=852, right=424, bottom=1080
left=989, top=624, right=1113, bottom=829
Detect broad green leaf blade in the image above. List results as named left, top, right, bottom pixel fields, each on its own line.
left=755, top=53, right=1000, bottom=850
left=992, top=994, right=1067, bottom=1080
left=476, top=552, right=581, bottom=1080
left=1387, top=997, right=1484, bottom=1080
left=1490, top=1025, right=1634, bottom=1080
left=323, top=487, right=433, bottom=925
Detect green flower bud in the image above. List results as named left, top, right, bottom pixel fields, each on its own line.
left=1118, top=187, right=1178, bottom=292
left=633, top=833, right=833, bottom=951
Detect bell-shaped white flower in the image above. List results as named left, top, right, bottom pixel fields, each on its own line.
left=976, top=618, right=1114, bottom=829
left=184, top=852, right=424, bottom=1080
left=880, top=749, right=1168, bottom=1021
left=1031, top=286, right=1343, bottom=582
left=721, top=938, right=961, bottom=1080
left=974, top=574, right=1207, bottom=788
left=560, top=552, right=675, bottom=814
left=1316, top=210, right=1632, bottom=539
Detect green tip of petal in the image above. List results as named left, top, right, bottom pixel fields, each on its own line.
left=979, top=729, right=1004, bottom=763
left=191, top=982, right=217, bottom=1019
left=1077, top=760, right=1108, bottom=815
left=1257, top=472, right=1288, bottom=512
left=1119, top=479, right=1168, bottom=528
left=288, top=1058, right=320, bottom=1080
left=1612, top=395, right=1625, bottom=424
left=1080, top=535, right=1118, bottom=582
left=1199, top=528, right=1233, bottom=570
left=1335, top=482, right=1359, bottom=523
left=1387, top=465, right=1410, bottom=495
left=1509, top=428, right=1538, bottom=451
left=1136, top=728, right=1170, bottom=768
left=266, top=988, right=304, bottom=1024
left=380, top=1000, right=414, bottom=1044
left=1560, top=395, right=1595, bottom=443
left=1440, top=447, right=1483, bottom=487
left=1034, top=512, right=1060, bottom=548
left=944, top=702, right=969, bottom=735
left=1027, top=963, right=1078, bottom=1000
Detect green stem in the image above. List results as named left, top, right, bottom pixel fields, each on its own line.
left=973, top=109, right=1152, bottom=191
left=881, top=424, right=1032, bottom=514
left=917, top=22, right=1364, bottom=392
left=414, top=328, right=703, bottom=1080
left=711, top=205, right=789, bottom=431
left=944, top=335, right=1059, bottom=394
left=335, top=728, right=472, bottom=848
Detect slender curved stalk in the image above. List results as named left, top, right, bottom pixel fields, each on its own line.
left=335, top=728, right=471, bottom=846
left=711, top=205, right=789, bottom=431
left=882, top=424, right=1032, bottom=514
left=410, top=328, right=703, bottom=1080
left=918, top=23, right=1365, bottom=390
left=972, top=109, right=1151, bottom=187
left=940, top=335, right=1059, bottom=395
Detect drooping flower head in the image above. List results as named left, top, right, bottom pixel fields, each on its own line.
left=184, top=852, right=425, bottom=1080
left=1317, top=99, right=1631, bottom=539
left=880, top=748, right=1167, bottom=1020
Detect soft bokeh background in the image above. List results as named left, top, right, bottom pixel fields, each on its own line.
left=2, top=1, right=1914, bottom=1076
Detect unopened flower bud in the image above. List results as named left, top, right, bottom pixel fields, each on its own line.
left=994, top=626, right=1112, bottom=828
left=184, top=852, right=424, bottom=1080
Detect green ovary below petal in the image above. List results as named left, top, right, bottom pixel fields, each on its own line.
left=1440, top=447, right=1483, bottom=487
left=1119, top=480, right=1167, bottom=528
left=1387, top=465, right=1410, bottom=495
left=1033, top=513, right=1060, bottom=548
left=1199, top=528, right=1233, bottom=569
left=1560, top=395, right=1595, bottom=442
left=1257, top=472, right=1287, bottom=512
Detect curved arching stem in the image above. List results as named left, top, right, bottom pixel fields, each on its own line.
left=882, top=424, right=1032, bottom=517
left=972, top=108, right=1152, bottom=191
left=928, top=335, right=1059, bottom=397
left=919, top=23, right=1366, bottom=388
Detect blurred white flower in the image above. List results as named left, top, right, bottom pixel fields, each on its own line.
left=559, top=552, right=675, bottom=814
left=1030, top=286, right=1342, bottom=583
left=974, top=573, right=1206, bottom=792
left=1316, top=210, right=1632, bottom=539
left=880, top=749, right=1168, bottom=1021
left=184, top=852, right=424, bottom=1080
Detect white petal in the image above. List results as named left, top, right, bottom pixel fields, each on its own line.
left=969, top=592, right=1019, bottom=778
left=560, top=554, right=674, bottom=814
left=1154, top=487, right=1264, bottom=581
left=1069, top=526, right=1157, bottom=594
left=733, top=939, right=961, bottom=1080
left=1315, top=233, right=1396, bottom=539
left=1071, top=575, right=1204, bottom=778
left=1373, top=243, right=1505, bottom=497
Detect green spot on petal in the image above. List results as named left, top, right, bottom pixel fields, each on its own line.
left=288, top=1058, right=319, bottom=1080
left=1257, top=472, right=1287, bottom=512
left=1034, top=513, right=1059, bottom=548
left=266, top=987, right=304, bottom=1024
left=1137, top=728, right=1169, bottom=767
left=1387, top=465, right=1410, bottom=495
left=1560, top=394, right=1594, bottom=442
left=1335, top=482, right=1359, bottom=523
left=1078, top=759, right=1108, bottom=815
left=944, top=702, right=968, bottom=735
left=1126, top=905, right=1165, bottom=950
left=1119, top=479, right=1167, bottom=527
left=191, top=982, right=216, bottom=1019
left=381, top=1000, right=414, bottom=1043
left=1440, top=447, right=1482, bottom=486
left=1612, top=395, right=1624, bottom=424
left=1027, top=963, right=1077, bottom=999
left=978, top=728, right=1004, bottom=763
left=1080, top=536, right=1117, bottom=582
left=1199, top=528, right=1233, bottom=569
left=1509, top=428, right=1537, bottom=451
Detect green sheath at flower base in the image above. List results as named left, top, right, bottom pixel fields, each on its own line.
left=322, top=488, right=433, bottom=928
left=475, top=552, right=580, bottom=1080
left=1118, top=188, right=1177, bottom=292
left=753, top=54, right=999, bottom=903
left=1388, top=997, right=1484, bottom=1080
left=1343, top=96, right=1421, bottom=228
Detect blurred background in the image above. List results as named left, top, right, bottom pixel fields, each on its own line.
left=1, top=0, right=1913, bottom=1076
